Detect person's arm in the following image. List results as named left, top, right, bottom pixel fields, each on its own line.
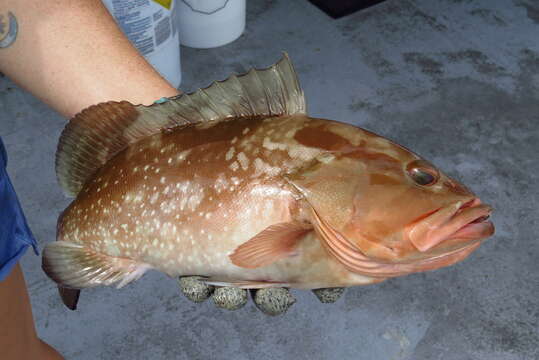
left=0, top=265, right=62, bottom=360
left=0, top=0, right=179, bottom=118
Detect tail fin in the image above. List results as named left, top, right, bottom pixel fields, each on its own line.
left=42, top=241, right=150, bottom=290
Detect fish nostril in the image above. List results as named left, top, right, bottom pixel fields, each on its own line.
left=458, top=198, right=481, bottom=212
left=460, top=199, right=475, bottom=209
left=445, top=180, right=471, bottom=196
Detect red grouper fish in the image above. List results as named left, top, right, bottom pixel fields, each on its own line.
left=42, top=54, right=494, bottom=309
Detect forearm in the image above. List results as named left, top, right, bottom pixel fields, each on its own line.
left=0, top=0, right=180, bottom=118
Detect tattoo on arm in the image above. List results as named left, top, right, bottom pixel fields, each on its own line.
left=0, top=11, right=18, bottom=48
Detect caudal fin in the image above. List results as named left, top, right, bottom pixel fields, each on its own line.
left=42, top=241, right=151, bottom=290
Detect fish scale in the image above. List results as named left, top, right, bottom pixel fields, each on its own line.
left=42, top=54, right=494, bottom=310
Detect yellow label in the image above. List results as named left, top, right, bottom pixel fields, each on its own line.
left=152, top=0, right=172, bottom=10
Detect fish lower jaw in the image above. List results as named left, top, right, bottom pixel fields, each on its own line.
left=339, top=239, right=483, bottom=279
left=448, top=219, right=494, bottom=241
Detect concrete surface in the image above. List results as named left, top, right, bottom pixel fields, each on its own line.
left=1, top=0, right=538, bottom=359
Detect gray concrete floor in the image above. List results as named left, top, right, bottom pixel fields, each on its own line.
left=1, top=0, right=538, bottom=359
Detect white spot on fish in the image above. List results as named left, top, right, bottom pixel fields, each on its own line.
left=214, top=174, right=229, bottom=192
left=288, top=145, right=321, bottom=162
left=253, top=158, right=281, bottom=176
left=237, top=152, right=250, bottom=170
left=317, top=153, right=336, bottom=164
left=263, top=137, right=287, bottom=151
left=177, top=149, right=191, bottom=162
left=188, top=192, right=205, bottom=211
left=229, top=161, right=239, bottom=171
left=225, top=147, right=235, bottom=161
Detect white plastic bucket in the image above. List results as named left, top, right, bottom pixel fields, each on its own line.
left=177, top=0, right=246, bottom=49
left=102, top=0, right=182, bottom=88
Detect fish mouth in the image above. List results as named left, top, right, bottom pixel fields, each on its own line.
left=407, top=198, right=494, bottom=253
left=313, top=197, right=493, bottom=278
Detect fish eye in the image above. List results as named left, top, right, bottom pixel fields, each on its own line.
left=406, top=160, right=439, bottom=186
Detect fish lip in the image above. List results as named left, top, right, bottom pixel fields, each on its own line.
left=406, top=197, right=494, bottom=253
left=444, top=199, right=494, bottom=241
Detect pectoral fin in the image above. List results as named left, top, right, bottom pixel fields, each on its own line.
left=229, top=222, right=312, bottom=269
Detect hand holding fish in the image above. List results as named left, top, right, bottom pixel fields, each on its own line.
left=42, top=54, right=494, bottom=314
left=178, top=275, right=344, bottom=315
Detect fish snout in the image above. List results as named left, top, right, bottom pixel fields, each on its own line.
left=407, top=198, right=494, bottom=253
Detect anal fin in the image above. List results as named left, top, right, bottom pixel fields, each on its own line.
left=42, top=241, right=151, bottom=291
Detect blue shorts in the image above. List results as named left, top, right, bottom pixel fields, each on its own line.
left=0, top=137, right=38, bottom=281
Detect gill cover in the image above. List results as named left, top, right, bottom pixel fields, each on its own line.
left=284, top=154, right=386, bottom=274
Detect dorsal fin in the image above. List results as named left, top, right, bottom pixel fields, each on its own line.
left=56, top=53, right=306, bottom=196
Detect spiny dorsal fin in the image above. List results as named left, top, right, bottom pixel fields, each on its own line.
left=56, top=53, right=306, bottom=196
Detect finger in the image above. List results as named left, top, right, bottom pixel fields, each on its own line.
left=312, top=287, right=345, bottom=303
left=211, top=287, right=248, bottom=310
left=251, top=288, right=296, bottom=316
left=178, top=276, right=214, bottom=303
